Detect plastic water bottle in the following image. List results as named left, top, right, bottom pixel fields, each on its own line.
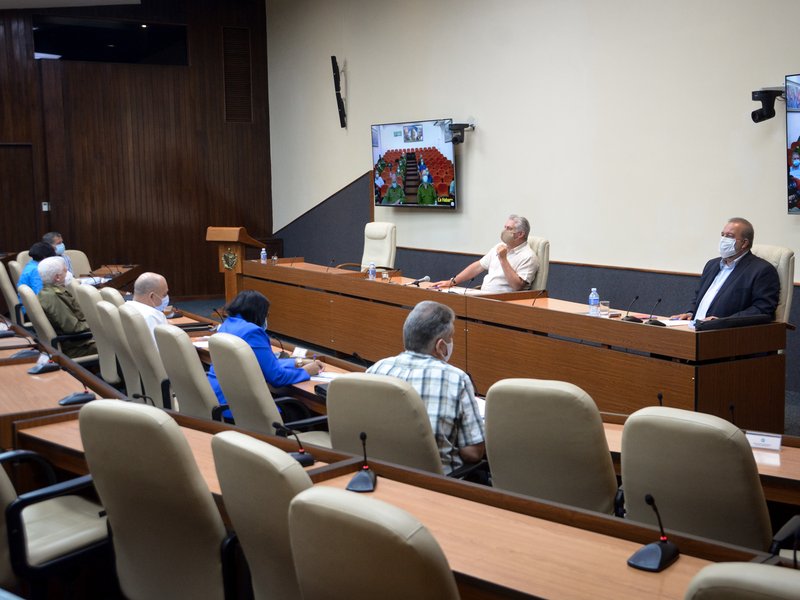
left=588, top=288, right=600, bottom=317
left=368, top=262, right=377, bottom=280
left=260, top=248, right=267, bottom=264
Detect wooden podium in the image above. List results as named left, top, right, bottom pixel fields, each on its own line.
left=206, top=226, right=264, bottom=302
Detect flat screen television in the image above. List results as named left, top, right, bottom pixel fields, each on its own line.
left=371, top=118, right=457, bottom=209
left=786, top=74, right=800, bottom=213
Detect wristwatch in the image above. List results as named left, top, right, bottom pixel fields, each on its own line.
left=450, top=277, right=457, bottom=286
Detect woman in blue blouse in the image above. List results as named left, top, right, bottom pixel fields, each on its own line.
left=207, top=290, right=323, bottom=409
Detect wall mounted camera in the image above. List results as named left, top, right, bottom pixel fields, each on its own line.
left=448, top=122, right=475, bottom=145
left=751, top=87, right=784, bottom=123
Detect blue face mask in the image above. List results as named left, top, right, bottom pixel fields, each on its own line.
left=793, top=159, right=799, bottom=167
left=55, top=243, right=65, bottom=255
left=392, top=182, right=398, bottom=188
left=157, top=294, right=170, bottom=313
left=422, top=176, right=429, bottom=184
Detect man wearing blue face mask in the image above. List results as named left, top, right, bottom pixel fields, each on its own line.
left=383, top=177, right=405, bottom=204
left=790, top=151, right=800, bottom=180
left=672, top=217, right=779, bottom=321
left=417, top=174, right=438, bottom=205
left=42, top=231, right=73, bottom=274
left=126, top=272, right=170, bottom=342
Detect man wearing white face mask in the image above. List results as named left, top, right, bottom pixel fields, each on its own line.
left=672, top=217, right=779, bottom=321
left=126, top=272, right=171, bottom=342
left=366, top=301, right=485, bottom=474
left=432, top=214, right=538, bottom=293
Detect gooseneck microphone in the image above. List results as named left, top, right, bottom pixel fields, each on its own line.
left=644, top=298, right=666, bottom=327
left=407, top=275, right=431, bottom=287
left=627, top=493, right=680, bottom=572
left=346, top=431, right=377, bottom=492
left=325, top=259, right=335, bottom=273
left=530, top=289, right=545, bottom=307
left=657, top=392, right=663, bottom=407
left=621, top=295, right=643, bottom=323
left=131, top=393, right=156, bottom=407
left=272, top=421, right=315, bottom=467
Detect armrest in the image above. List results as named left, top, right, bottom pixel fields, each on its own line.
left=51, top=331, right=93, bottom=350
left=769, top=514, right=800, bottom=554
left=335, top=262, right=362, bottom=271
left=284, top=414, right=328, bottom=431
left=274, top=396, right=311, bottom=421
left=0, top=450, right=57, bottom=486
left=448, top=459, right=489, bottom=482
left=211, top=405, right=228, bottom=422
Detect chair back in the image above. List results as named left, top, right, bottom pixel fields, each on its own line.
left=212, top=431, right=312, bottom=600
left=17, top=284, right=57, bottom=347
left=64, top=250, right=92, bottom=276
left=528, top=236, right=550, bottom=291
left=7, top=261, right=21, bottom=288
left=751, top=244, right=794, bottom=322
left=208, top=333, right=282, bottom=434
left=0, top=459, right=21, bottom=588
left=119, top=304, right=171, bottom=408
left=361, top=222, right=396, bottom=270
left=73, top=285, right=120, bottom=385
left=289, top=487, right=459, bottom=600
left=685, top=562, right=800, bottom=600
left=14, top=252, right=30, bottom=269
left=622, top=406, right=772, bottom=550
left=0, top=263, right=21, bottom=326
left=95, top=301, right=142, bottom=397
left=485, top=378, right=617, bottom=513
left=99, top=287, right=125, bottom=307
left=327, top=373, right=443, bottom=474
left=155, top=324, right=218, bottom=419
left=79, top=400, right=227, bottom=600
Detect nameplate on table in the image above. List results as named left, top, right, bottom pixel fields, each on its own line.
left=745, top=430, right=782, bottom=451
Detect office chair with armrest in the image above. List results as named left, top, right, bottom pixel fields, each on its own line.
left=95, top=301, right=142, bottom=398
left=63, top=250, right=91, bottom=277
left=751, top=244, right=794, bottom=322
left=73, top=285, right=121, bottom=386
left=6, top=262, right=21, bottom=288
left=79, top=400, right=236, bottom=600
left=154, top=324, right=223, bottom=420
left=0, top=263, right=25, bottom=326
left=208, top=333, right=330, bottom=446
left=13, top=253, right=29, bottom=270
left=0, top=449, right=109, bottom=599
left=212, top=431, right=312, bottom=600
left=684, top=562, right=800, bottom=600
left=99, top=287, right=125, bottom=307
left=289, top=487, right=459, bottom=600
left=485, top=379, right=620, bottom=514
left=119, top=304, right=172, bottom=409
left=336, top=221, right=396, bottom=271
left=528, top=236, right=550, bottom=291
left=17, top=284, right=97, bottom=365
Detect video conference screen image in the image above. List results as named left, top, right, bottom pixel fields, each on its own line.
left=786, top=75, right=800, bottom=214
left=371, top=119, right=457, bottom=209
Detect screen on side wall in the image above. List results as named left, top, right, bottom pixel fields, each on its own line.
left=371, top=118, right=457, bottom=209
left=786, top=74, right=800, bottom=214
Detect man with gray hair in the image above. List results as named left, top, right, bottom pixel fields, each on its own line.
left=126, top=272, right=171, bottom=341
left=432, top=214, right=539, bottom=293
left=37, top=256, right=96, bottom=358
left=366, top=301, right=485, bottom=474
left=42, top=231, right=73, bottom=274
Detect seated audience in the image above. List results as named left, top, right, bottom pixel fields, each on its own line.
left=125, top=272, right=170, bottom=342
left=37, top=256, right=96, bottom=358
left=366, top=300, right=485, bottom=474
left=43, top=231, right=73, bottom=274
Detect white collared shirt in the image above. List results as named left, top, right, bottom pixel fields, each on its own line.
left=694, top=252, right=747, bottom=320
left=479, top=242, right=539, bottom=293
left=125, top=300, right=167, bottom=342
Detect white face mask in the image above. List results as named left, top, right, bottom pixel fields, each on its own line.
left=155, top=293, right=169, bottom=312
left=439, top=338, right=453, bottom=362
left=719, top=236, right=738, bottom=259
left=501, top=229, right=515, bottom=244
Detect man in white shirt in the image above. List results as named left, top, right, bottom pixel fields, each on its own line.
left=432, top=214, right=539, bottom=293
left=126, top=272, right=170, bottom=341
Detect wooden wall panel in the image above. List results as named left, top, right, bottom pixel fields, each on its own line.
left=0, top=0, right=271, bottom=296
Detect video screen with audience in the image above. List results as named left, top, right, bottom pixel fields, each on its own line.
left=786, top=75, right=800, bottom=214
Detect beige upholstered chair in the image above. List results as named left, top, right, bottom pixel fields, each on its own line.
left=485, top=379, right=618, bottom=514
left=622, top=406, right=772, bottom=550
left=119, top=303, right=172, bottom=409
left=7, top=261, right=21, bottom=287
left=0, top=262, right=23, bottom=326
left=99, top=287, right=125, bottom=307
left=212, top=431, right=312, bottom=600
left=684, top=562, right=800, bottom=600
left=208, top=333, right=330, bottom=446
left=336, top=221, right=396, bottom=271
left=73, top=285, right=121, bottom=385
left=79, top=400, right=231, bottom=600
left=63, top=250, right=91, bottom=276
left=327, top=373, right=443, bottom=474
left=0, top=450, right=108, bottom=596
left=14, top=252, right=29, bottom=270
left=289, top=487, right=459, bottom=600
left=154, top=324, right=220, bottom=420
left=95, top=301, right=142, bottom=398
left=528, top=236, right=550, bottom=291
left=751, top=244, right=794, bottom=322
left=17, top=284, right=97, bottom=364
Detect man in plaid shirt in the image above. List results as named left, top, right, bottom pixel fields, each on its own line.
left=367, top=301, right=485, bottom=474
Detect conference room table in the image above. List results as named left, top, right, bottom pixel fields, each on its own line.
left=214, top=256, right=786, bottom=433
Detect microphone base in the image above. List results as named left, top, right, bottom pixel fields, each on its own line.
left=290, top=451, right=315, bottom=467
left=346, top=466, right=377, bottom=493
left=644, top=319, right=666, bottom=327
left=627, top=540, right=680, bottom=572
left=12, top=349, right=40, bottom=360
left=58, top=391, right=96, bottom=406
left=621, top=316, right=643, bottom=323
left=27, top=362, right=60, bottom=375
left=0, top=331, right=14, bottom=339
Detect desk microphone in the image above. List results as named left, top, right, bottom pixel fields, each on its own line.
left=407, top=275, right=430, bottom=287
left=346, top=432, right=377, bottom=492
left=621, top=295, right=642, bottom=323
left=531, top=289, right=545, bottom=307
left=272, top=421, right=315, bottom=467
left=627, top=494, right=680, bottom=572
left=325, top=259, right=335, bottom=273
left=269, top=333, right=289, bottom=358
left=657, top=392, right=663, bottom=407
left=131, top=392, right=156, bottom=406
left=644, top=298, right=666, bottom=327
left=451, top=277, right=475, bottom=295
